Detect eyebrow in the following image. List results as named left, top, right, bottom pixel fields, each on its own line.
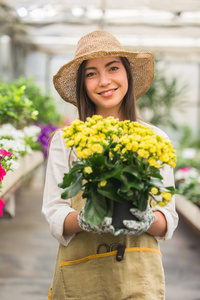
left=85, top=60, right=121, bottom=71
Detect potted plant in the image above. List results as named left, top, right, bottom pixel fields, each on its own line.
left=59, top=115, right=176, bottom=227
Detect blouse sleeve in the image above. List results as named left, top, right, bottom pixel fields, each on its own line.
left=152, top=164, right=179, bottom=241
left=42, top=130, right=76, bottom=246
left=148, top=124, right=179, bottom=241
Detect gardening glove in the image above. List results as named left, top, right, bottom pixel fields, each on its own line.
left=121, top=204, right=155, bottom=236
left=78, top=206, right=116, bottom=235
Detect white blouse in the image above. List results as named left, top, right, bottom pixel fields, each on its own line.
left=42, top=122, right=179, bottom=246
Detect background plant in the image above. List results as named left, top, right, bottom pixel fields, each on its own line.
left=137, top=61, right=187, bottom=129
left=0, top=79, right=38, bottom=128
left=173, top=125, right=200, bottom=204
left=0, top=124, right=41, bottom=158
left=15, top=76, right=62, bottom=125
left=176, top=176, right=200, bottom=206
left=0, top=77, right=62, bottom=128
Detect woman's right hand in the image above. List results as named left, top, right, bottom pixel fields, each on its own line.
left=78, top=206, right=116, bottom=235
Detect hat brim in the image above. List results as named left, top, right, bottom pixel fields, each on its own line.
left=53, top=50, right=154, bottom=106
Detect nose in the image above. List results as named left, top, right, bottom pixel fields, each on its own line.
left=98, top=72, right=111, bottom=87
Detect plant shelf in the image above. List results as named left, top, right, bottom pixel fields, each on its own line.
left=176, top=194, right=200, bottom=234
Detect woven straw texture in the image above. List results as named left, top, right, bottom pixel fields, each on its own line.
left=53, top=30, right=154, bottom=106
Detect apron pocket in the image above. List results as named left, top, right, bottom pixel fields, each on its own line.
left=59, top=248, right=165, bottom=300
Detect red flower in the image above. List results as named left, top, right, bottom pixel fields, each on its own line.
left=0, top=163, right=6, bottom=181
left=0, top=198, right=5, bottom=217
left=0, top=149, right=12, bottom=157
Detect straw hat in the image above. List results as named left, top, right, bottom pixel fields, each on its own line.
left=53, top=30, right=154, bottom=106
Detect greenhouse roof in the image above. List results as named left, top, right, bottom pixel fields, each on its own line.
left=1, top=0, right=200, bottom=61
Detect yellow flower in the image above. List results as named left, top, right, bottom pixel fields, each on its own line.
left=157, top=202, right=166, bottom=207
left=92, top=115, right=103, bottom=121
left=170, top=162, right=176, bottom=168
left=149, top=145, right=156, bottom=153
left=148, top=157, right=157, bottom=167
left=122, top=148, right=127, bottom=154
left=71, top=119, right=84, bottom=126
left=133, top=135, right=141, bottom=142
left=84, top=166, right=93, bottom=174
left=90, top=143, right=104, bottom=154
left=131, top=141, right=138, bottom=152
left=137, top=149, right=149, bottom=158
left=62, top=115, right=177, bottom=173
left=111, top=134, right=118, bottom=141
left=98, top=180, right=107, bottom=187
left=114, top=144, right=121, bottom=152
left=151, top=187, right=159, bottom=195
left=99, top=133, right=106, bottom=139
left=161, top=192, right=172, bottom=201
left=80, top=148, right=92, bottom=159
left=125, top=143, right=132, bottom=151
left=65, top=140, right=74, bottom=147
left=154, top=162, right=161, bottom=169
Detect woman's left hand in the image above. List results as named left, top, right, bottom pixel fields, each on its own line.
left=122, top=205, right=155, bottom=235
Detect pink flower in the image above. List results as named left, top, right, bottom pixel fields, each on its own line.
left=179, top=167, right=192, bottom=172
left=0, top=149, right=12, bottom=157
left=0, top=198, right=4, bottom=217
left=0, top=163, right=6, bottom=181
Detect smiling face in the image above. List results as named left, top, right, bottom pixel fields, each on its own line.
left=84, top=57, right=128, bottom=120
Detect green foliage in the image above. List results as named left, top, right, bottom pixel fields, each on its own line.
left=0, top=77, right=62, bottom=128
left=176, top=125, right=200, bottom=151
left=0, top=79, right=38, bottom=128
left=177, top=177, right=200, bottom=206
left=24, top=136, right=43, bottom=152
left=175, top=125, right=200, bottom=170
left=176, top=154, right=200, bottom=171
left=59, top=151, right=175, bottom=226
left=14, top=76, right=62, bottom=125
left=174, top=125, right=200, bottom=205
left=137, top=61, right=187, bottom=129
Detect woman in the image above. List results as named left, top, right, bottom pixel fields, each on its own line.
left=43, top=30, right=178, bottom=299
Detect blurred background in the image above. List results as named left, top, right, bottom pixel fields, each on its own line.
left=0, top=1, right=200, bottom=299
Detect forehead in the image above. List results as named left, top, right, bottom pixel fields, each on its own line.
left=85, top=56, right=122, bottom=67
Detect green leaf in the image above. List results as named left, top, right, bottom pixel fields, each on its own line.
left=163, top=186, right=176, bottom=194
left=120, top=172, right=144, bottom=192
left=123, top=165, right=139, bottom=177
left=166, top=186, right=176, bottom=192
left=106, top=198, right=114, bottom=217
left=58, top=172, right=74, bottom=188
left=84, top=187, right=107, bottom=226
left=98, top=183, right=124, bottom=203
left=137, top=191, right=149, bottom=211
left=87, top=155, right=108, bottom=168
left=148, top=178, right=165, bottom=189
left=148, top=167, right=163, bottom=179
left=71, top=161, right=85, bottom=172
left=129, top=181, right=144, bottom=190
left=61, top=173, right=82, bottom=199
left=93, top=165, right=123, bottom=182
left=118, top=189, right=134, bottom=200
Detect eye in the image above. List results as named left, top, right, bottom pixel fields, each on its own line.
left=110, top=66, right=119, bottom=71
left=85, top=72, right=96, bottom=78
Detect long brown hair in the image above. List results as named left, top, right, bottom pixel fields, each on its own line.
left=76, top=57, right=137, bottom=122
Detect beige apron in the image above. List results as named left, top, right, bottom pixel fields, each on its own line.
left=49, top=192, right=165, bottom=300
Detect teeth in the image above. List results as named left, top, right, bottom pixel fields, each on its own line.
left=101, top=89, right=115, bottom=95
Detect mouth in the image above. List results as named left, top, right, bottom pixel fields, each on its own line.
left=98, top=88, right=118, bottom=97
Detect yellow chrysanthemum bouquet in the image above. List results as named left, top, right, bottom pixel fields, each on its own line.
left=59, top=115, right=177, bottom=226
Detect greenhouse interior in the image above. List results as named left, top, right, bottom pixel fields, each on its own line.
left=0, top=0, right=200, bottom=299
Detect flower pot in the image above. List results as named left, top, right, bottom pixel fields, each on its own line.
left=111, top=201, right=138, bottom=230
